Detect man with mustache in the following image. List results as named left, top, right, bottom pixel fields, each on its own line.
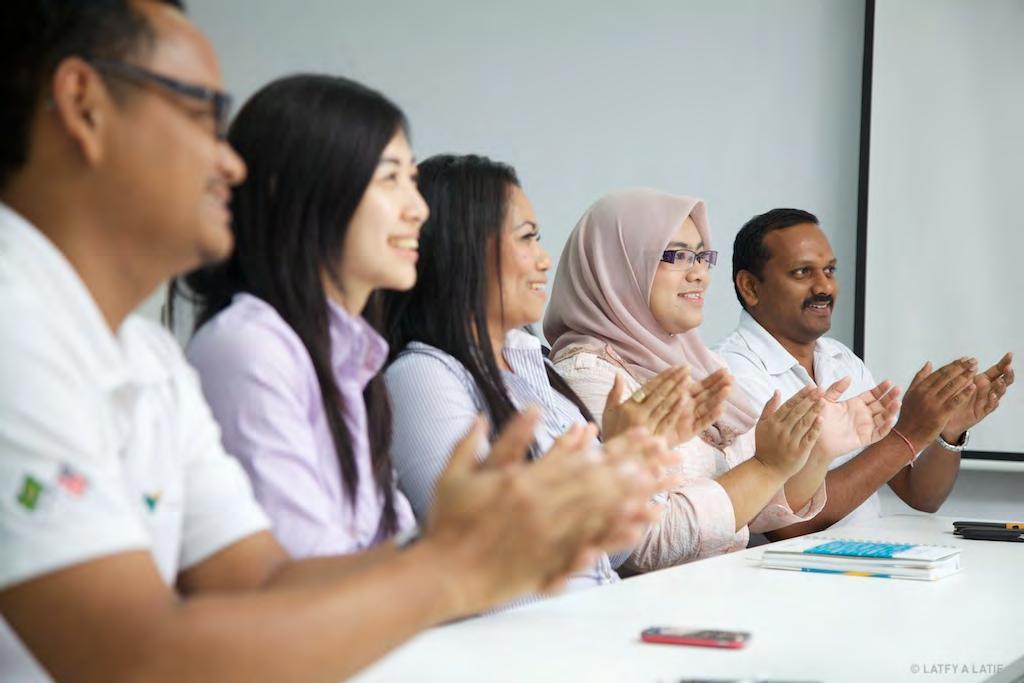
left=715, top=209, right=1013, bottom=536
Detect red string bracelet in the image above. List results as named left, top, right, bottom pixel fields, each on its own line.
left=890, top=427, right=918, bottom=464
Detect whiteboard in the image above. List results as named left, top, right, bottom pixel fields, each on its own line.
left=863, top=0, right=1024, bottom=456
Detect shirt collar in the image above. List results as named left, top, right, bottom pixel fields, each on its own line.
left=326, top=298, right=388, bottom=388
left=502, top=328, right=545, bottom=375
left=735, top=309, right=843, bottom=377
left=501, top=328, right=556, bottom=410
left=0, top=203, right=165, bottom=391
left=504, top=327, right=543, bottom=352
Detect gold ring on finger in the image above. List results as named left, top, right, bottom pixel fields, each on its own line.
left=631, top=389, right=648, bottom=404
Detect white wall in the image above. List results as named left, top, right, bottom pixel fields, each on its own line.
left=175, top=0, right=866, bottom=348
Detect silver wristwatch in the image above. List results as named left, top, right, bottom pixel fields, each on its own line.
left=936, top=429, right=970, bottom=452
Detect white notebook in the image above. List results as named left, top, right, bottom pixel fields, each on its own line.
left=760, top=536, right=961, bottom=581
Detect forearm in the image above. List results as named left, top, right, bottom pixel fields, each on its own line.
left=264, top=542, right=400, bottom=589
left=715, top=458, right=788, bottom=531
left=767, top=432, right=912, bottom=539
left=144, top=541, right=464, bottom=682
left=782, top=455, right=829, bottom=513
left=625, top=479, right=738, bottom=571
left=887, top=441, right=961, bottom=513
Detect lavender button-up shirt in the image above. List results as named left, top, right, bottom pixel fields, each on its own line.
left=186, top=293, right=414, bottom=558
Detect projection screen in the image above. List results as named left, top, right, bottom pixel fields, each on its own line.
left=859, top=0, right=1024, bottom=459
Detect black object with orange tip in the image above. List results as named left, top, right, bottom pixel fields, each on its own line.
left=953, top=520, right=1024, bottom=542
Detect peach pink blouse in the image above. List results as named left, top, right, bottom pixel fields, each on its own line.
left=552, top=346, right=826, bottom=572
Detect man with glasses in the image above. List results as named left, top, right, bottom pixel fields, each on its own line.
left=0, top=2, right=670, bottom=680
left=715, top=208, right=1014, bottom=537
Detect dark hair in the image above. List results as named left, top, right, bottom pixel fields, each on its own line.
left=380, top=154, right=594, bottom=454
left=731, top=208, right=819, bottom=310
left=174, top=74, right=407, bottom=537
left=0, top=0, right=184, bottom=190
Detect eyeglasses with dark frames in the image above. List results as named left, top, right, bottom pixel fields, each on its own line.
left=660, top=248, right=718, bottom=270
left=89, top=59, right=232, bottom=140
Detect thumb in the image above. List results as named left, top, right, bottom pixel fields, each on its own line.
left=824, top=376, right=851, bottom=402
left=483, top=407, right=541, bottom=470
left=760, top=390, right=781, bottom=420
left=909, top=362, right=932, bottom=391
left=606, top=373, right=625, bottom=407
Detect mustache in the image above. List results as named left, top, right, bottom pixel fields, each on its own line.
left=803, top=294, right=834, bottom=308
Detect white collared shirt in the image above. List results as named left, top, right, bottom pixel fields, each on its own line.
left=714, top=310, right=881, bottom=526
left=0, top=204, right=269, bottom=680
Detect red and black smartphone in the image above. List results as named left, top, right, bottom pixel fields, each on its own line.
left=640, top=627, right=750, bottom=649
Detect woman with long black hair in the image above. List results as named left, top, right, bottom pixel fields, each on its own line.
left=178, top=74, right=425, bottom=556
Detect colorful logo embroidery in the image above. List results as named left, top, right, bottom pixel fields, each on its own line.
left=17, top=475, right=43, bottom=511
left=143, top=491, right=162, bottom=512
left=57, top=465, right=88, bottom=497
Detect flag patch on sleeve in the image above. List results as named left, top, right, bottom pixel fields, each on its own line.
left=16, top=475, right=44, bottom=511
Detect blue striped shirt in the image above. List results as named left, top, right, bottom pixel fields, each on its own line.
left=384, top=329, right=623, bottom=608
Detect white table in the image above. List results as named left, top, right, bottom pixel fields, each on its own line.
left=355, top=515, right=1023, bottom=683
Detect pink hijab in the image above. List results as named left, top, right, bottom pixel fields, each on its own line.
left=544, top=188, right=758, bottom=446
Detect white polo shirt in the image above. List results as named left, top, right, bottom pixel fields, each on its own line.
left=0, top=204, right=269, bottom=680
left=714, top=310, right=882, bottom=527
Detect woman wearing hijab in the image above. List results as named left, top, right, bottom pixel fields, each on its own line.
left=545, top=189, right=900, bottom=571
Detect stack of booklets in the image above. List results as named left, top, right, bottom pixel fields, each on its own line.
left=760, top=537, right=961, bottom=581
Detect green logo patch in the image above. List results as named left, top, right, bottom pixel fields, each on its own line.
left=17, top=475, right=44, bottom=511
left=143, top=492, right=161, bottom=512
